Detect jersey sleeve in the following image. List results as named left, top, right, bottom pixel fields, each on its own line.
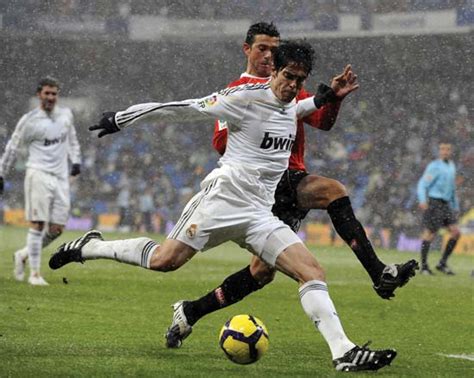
left=67, top=110, right=82, bottom=165
left=115, top=92, right=247, bottom=130
left=296, top=96, right=318, bottom=118
left=297, top=88, right=342, bottom=131
left=0, top=114, right=29, bottom=177
left=417, top=162, right=439, bottom=204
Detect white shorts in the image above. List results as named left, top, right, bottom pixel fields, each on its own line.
left=168, top=176, right=302, bottom=266
left=24, top=168, right=70, bottom=225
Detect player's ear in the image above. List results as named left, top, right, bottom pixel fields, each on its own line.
left=243, top=42, right=251, bottom=57
left=271, top=68, right=278, bottom=80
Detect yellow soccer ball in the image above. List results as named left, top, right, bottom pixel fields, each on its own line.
left=219, top=314, right=269, bottom=365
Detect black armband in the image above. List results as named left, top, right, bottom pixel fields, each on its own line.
left=313, top=83, right=338, bottom=108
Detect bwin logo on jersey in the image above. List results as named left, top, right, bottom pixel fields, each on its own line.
left=44, top=137, right=62, bottom=146
left=259, top=132, right=295, bottom=151
left=44, top=133, right=67, bottom=146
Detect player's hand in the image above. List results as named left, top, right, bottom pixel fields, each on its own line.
left=89, top=112, right=120, bottom=138
left=70, top=164, right=81, bottom=177
left=331, top=65, right=359, bottom=99
left=0, top=176, right=4, bottom=195
left=419, top=203, right=428, bottom=211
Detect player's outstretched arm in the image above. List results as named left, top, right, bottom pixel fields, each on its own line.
left=90, top=93, right=247, bottom=139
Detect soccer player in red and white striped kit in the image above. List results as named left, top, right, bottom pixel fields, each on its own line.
left=165, top=22, right=418, bottom=347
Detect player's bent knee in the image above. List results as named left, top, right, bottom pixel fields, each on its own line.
left=253, top=268, right=276, bottom=285
left=327, top=179, right=348, bottom=200
left=451, top=229, right=461, bottom=239
left=250, top=258, right=276, bottom=285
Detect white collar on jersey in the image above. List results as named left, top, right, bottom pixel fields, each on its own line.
left=240, top=72, right=270, bottom=80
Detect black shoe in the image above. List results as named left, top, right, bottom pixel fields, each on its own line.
left=333, top=342, right=397, bottom=372
left=165, top=301, right=193, bottom=348
left=49, top=230, right=103, bottom=270
left=436, top=263, right=455, bottom=275
left=373, top=259, right=419, bottom=299
left=420, top=266, right=434, bottom=275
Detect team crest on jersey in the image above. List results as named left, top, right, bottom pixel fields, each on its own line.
left=186, top=224, right=198, bottom=239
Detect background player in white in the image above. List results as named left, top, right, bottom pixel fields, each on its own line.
left=0, top=77, right=81, bottom=285
left=50, top=41, right=397, bottom=371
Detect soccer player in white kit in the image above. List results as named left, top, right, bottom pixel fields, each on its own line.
left=0, top=77, right=81, bottom=285
left=49, top=41, right=396, bottom=371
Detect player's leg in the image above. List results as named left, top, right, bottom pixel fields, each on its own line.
left=419, top=199, right=441, bottom=274
left=42, top=223, right=64, bottom=248
left=13, top=224, right=64, bottom=282
left=50, top=176, right=221, bottom=271
left=272, top=235, right=396, bottom=371
left=49, top=229, right=196, bottom=270
left=23, top=221, right=48, bottom=285
left=420, top=228, right=436, bottom=274
left=181, top=256, right=272, bottom=326
left=22, top=169, right=53, bottom=285
left=436, top=222, right=460, bottom=275
left=297, top=174, right=386, bottom=282
left=165, top=256, right=273, bottom=347
left=296, top=173, right=418, bottom=299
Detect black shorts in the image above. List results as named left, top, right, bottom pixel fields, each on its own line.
left=422, top=198, right=456, bottom=233
left=271, top=169, right=309, bottom=232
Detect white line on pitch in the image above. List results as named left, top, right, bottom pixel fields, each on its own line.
left=437, top=353, right=474, bottom=361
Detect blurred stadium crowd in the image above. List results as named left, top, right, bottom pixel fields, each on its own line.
left=1, top=0, right=470, bottom=19
left=0, top=6, right=472, bottom=245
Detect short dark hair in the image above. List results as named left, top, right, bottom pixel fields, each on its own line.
left=37, top=76, right=60, bottom=93
left=273, top=39, right=315, bottom=76
left=245, top=22, right=280, bottom=45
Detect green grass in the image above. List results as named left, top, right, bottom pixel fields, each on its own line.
left=0, top=226, right=473, bottom=377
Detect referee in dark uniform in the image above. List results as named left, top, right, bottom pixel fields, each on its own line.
left=417, top=142, right=461, bottom=275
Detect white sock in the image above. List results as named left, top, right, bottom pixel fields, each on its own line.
left=82, top=237, right=157, bottom=268
left=16, top=230, right=59, bottom=263
left=27, top=229, right=43, bottom=275
left=299, top=280, right=356, bottom=359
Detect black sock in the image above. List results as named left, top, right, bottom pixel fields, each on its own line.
left=420, top=240, right=431, bottom=267
left=327, top=196, right=385, bottom=284
left=439, top=238, right=458, bottom=266
left=184, top=265, right=263, bottom=326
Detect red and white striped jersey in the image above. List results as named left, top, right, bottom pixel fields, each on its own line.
left=212, top=73, right=342, bottom=171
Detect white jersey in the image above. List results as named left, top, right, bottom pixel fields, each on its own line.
left=0, top=105, right=81, bottom=179
left=115, top=82, right=316, bottom=208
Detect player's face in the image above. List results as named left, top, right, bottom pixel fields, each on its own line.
left=38, top=85, right=58, bottom=112
left=439, top=143, right=452, bottom=160
left=271, top=63, right=308, bottom=103
left=244, top=34, right=280, bottom=78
